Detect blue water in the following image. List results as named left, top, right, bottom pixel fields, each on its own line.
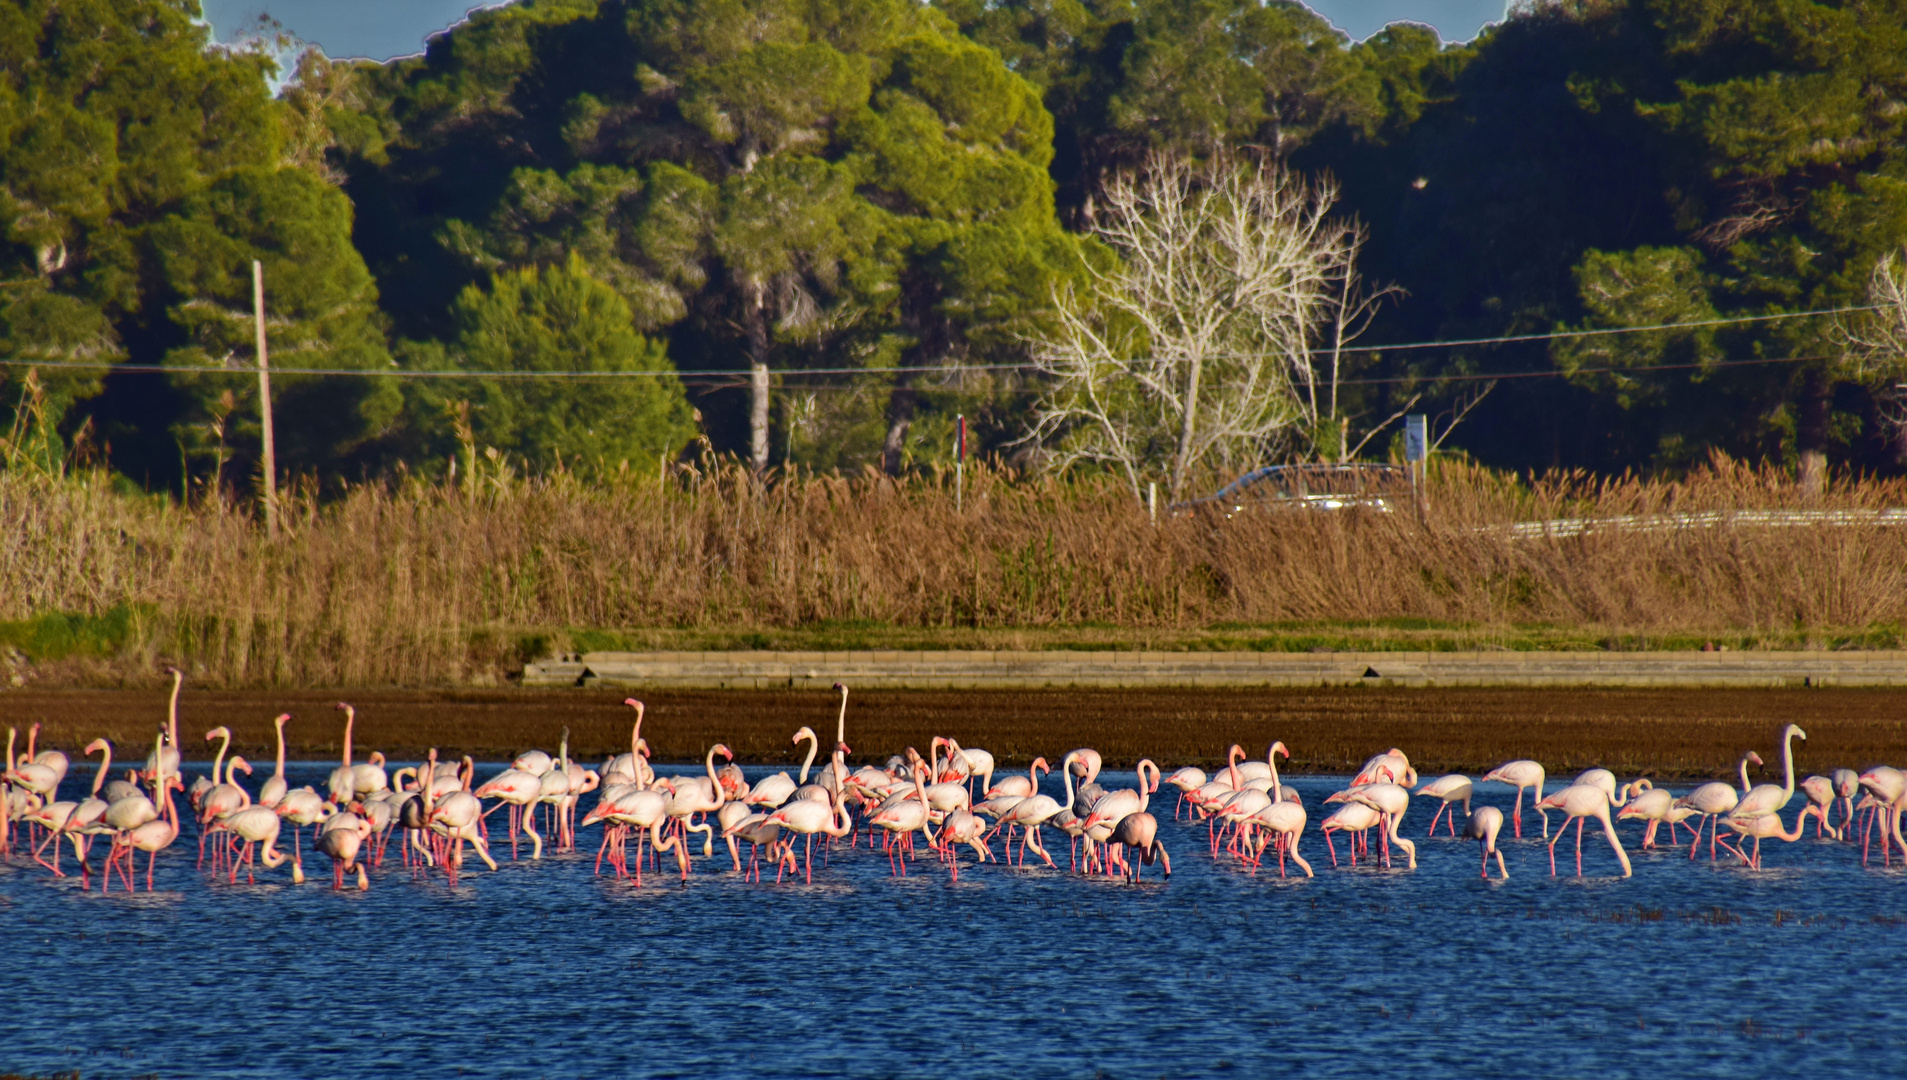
left=198, top=0, right=1512, bottom=63
left=3, top=763, right=1902, bottom=1079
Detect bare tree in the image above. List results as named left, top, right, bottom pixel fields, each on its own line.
left=1844, top=251, right=1907, bottom=447
left=1024, top=151, right=1388, bottom=502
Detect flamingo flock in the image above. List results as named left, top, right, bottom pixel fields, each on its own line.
left=3, top=678, right=1900, bottom=895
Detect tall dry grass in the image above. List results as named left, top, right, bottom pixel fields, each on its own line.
left=4, top=457, right=1907, bottom=686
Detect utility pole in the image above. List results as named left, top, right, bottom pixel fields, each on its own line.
left=253, top=260, right=278, bottom=537
left=955, top=414, right=965, bottom=512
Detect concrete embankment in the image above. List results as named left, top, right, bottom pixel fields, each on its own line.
left=521, top=649, right=1907, bottom=690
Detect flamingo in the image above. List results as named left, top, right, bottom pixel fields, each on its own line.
left=1675, top=751, right=1762, bottom=860
left=1319, top=802, right=1383, bottom=868
left=351, top=751, right=390, bottom=801
left=1163, top=767, right=1206, bottom=818
left=664, top=745, right=733, bottom=867
left=1346, top=783, right=1416, bottom=869
left=748, top=726, right=819, bottom=809
left=1831, top=767, right=1860, bottom=835
left=1064, top=748, right=1104, bottom=787
left=1720, top=804, right=1830, bottom=869
left=329, top=703, right=358, bottom=805
left=144, top=666, right=184, bottom=783
left=1080, top=760, right=1162, bottom=835
left=936, top=807, right=993, bottom=875
left=865, top=762, right=935, bottom=875
left=1108, top=811, right=1170, bottom=882
left=20, top=723, right=69, bottom=792
left=997, top=759, right=1071, bottom=869
left=1856, top=766, right=1906, bottom=865
left=1353, top=748, right=1416, bottom=787
left=259, top=714, right=291, bottom=809
left=1731, top=724, right=1805, bottom=819
left=1246, top=799, right=1311, bottom=878
left=1535, top=783, right=1632, bottom=877
left=57, top=739, right=118, bottom=886
left=474, top=765, right=545, bottom=859
left=1615, top=781, right=1687, bottom=849
left=1481, top=760, right=1547, bottom=839
left=987, top=756, right=1051, bottom=801
left=1466, top=806, right=1508, bottom=879
left=317, top=811, right=373, bottom=890
left=1798, top=776, right=1840, bottom=839
left=764, top=755, right=854, bottom=883
left=108, top=737, right=181, bottom=893
left=938, top=737, right=995, bottom=796
left=220, top=805, right=302, bottom=884
left=603, top=699, right=653, bottom=789
left=427, top=786, right=498, bottom=883
left=1413, top=774, right=1474, bottom=836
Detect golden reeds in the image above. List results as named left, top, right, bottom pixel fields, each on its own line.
left=4, top=457, right=1907, bottom=687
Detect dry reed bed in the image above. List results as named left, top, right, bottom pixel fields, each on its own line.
left=11, top=686, right=1906, bottom=778
left=3, top=460, right=1907, bottom=686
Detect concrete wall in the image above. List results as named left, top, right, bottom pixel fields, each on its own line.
left=520, top=650, right=1907, bottom=690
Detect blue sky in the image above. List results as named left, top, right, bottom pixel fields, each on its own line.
left=201, top=1, right=1512, bottom=63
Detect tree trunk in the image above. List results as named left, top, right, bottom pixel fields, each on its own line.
left=1170, top=353, right=1204, bottom=501
left=746, top=281, right=770, bottom=474
left=881, top=380, right=915, bottom=476
left=1796, top=365, right=1829, bottom=497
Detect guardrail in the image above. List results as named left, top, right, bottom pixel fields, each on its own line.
left=1504, top=508, right=1907, bottom=539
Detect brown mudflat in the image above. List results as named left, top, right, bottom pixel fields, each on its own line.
left=6, top=685, right=1904, bottom=778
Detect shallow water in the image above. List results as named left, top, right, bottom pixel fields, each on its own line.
left=3, top=763, right=1903, bottom=1079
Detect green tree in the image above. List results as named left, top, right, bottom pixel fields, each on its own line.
left=0, top=0, right=285, bottom=478
left=351, top=0, right=1077, bottom=476
left=935, top=0, right=1376, bottom=223
left=430, top=255, right=695, bottom=473
left=150, top=166, right=397, bottom=477
left=1550, top=0, right=1907, bottom=484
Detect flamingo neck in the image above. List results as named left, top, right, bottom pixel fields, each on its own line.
left=705, top=747, right=724, bottom=809
left=798, top=732, right=817, bottom=784
left=1779, top=729, right=1799, bottom=796
left=167, top=671, right=182, bottom=745
left=342, top=710, right=354, bottom=768
left=1738, top=755, right=1754, bottom=794
left=1266, top=749, right=1282, bottom=802
left=211, top=734, right=229, bottom=786
left=92, top=745, right=111, bottom=794
left=835, top=688, right=847, bottom=748
left=273, top=721, right=287, bottom=779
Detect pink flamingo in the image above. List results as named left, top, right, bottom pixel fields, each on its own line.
left=1535, top=783, right=1632, bottom=878
left=1108, top=811, right=1170, bottom=882
left=143, top=667, right=184, bottom=783
left=1676, top=751, right=1762, bottom=860
left=1731, top=724, right=1805, bottom=819
left=1414, top=774, right=1474, bottom=836
left=1481, top=760, right=1547, bottom=839
left=764, top=756, right=854, bottom=883
left=259, top=714, right=291, bottom=809
left=1719, top=804, right=1830, bottom=869
left=1319, top=802, right=1382, bottom=867
left=1466, top=805, right=1508, bottom=878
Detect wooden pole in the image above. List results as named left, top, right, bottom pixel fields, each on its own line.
left=955, top=413, right=965, bottom=513
left=252, top=260, right=277, bottom=537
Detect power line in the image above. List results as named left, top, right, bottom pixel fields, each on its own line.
left=0, top=302, right=1879, bottom=381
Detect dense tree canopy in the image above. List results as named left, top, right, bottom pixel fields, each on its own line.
left=9, top=0, right=1907, bottom=495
